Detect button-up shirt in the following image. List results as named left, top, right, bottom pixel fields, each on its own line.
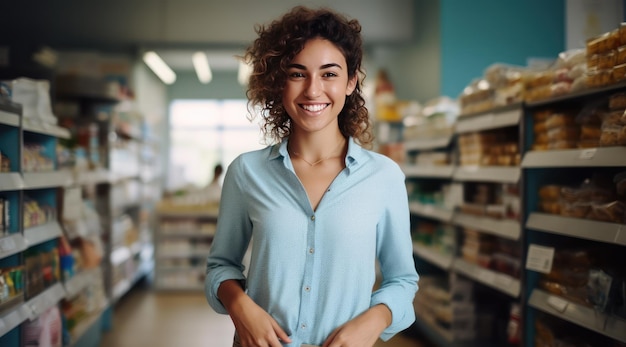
left=205, top=137, right=419, bottom=346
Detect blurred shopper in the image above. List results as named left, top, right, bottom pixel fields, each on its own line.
left=205, top=6, right=418, bottom=347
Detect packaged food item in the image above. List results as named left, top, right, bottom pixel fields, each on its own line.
left=598, top=50, right=617, bottom=69
left=588, top=201, right=626, bottom=223
left=588, top=54, right=600, bottom=70
left=534, top=110, right=551, bottom=122
left=539, top=185, right=562, bottom=200
left=547, top=126, right=580, bottom=142
left=560, top=201, right=591, bottom=218
left=578, top=139, right=601, bottom=148
left=545, top=113, right=575, bottom=129
left=613, top=63, right=626, bottom=82
left=587, top=36, right=602, bottom=56
left=618, top=45, right=626, bottom=65
left=615, top=171, right=626, bottom=196
left=619, top=125, right=626, bottom=145
left=587, top=69, right=613, bottom=88
left=600, top=124, right=622, bottom=146
left=540, top=200, right=561, bottom=214
left=609, top=92, right=626, bottom=110
left=580, top=125, right=602, bottom=140
left=603, top=110, right=624, bottom=126
left=548, top=140, right=577, bottom=150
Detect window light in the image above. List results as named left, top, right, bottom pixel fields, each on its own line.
left=192, top=51, right=213, bottom=84
left=143, top=51, right=176, bottom=85
left=238, top=60, right=253, bottom=86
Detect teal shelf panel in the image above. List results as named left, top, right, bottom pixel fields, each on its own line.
left=0, top=299, right=29, bottom=339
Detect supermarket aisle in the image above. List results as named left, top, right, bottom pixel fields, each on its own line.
left=100, top=281, right=429, bottom=347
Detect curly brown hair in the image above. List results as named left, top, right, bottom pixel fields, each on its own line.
left=244, top=6, right=373, bottom=148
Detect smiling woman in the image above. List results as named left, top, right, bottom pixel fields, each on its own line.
left=204, top=6, right=419, bottom=347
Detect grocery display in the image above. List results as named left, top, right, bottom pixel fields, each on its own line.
left=154, top=200, right=219, bottom=291
left=0, top=72, right=160, bottom=347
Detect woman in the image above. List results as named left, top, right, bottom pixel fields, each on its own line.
left=205, top=6, right=418, bottom=347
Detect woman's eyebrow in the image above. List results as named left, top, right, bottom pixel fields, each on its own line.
left=286, top=63, right=343, bottom=70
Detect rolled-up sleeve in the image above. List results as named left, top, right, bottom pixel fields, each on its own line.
left=205, top=157, right=252, bottom=314
left=370, top=167, right=419, bottom=341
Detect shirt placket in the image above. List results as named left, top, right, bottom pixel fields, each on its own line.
left=296, top=212, right=317, bottom=342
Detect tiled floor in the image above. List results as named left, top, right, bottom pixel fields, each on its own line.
left=100, top=281, right=430, bottom=347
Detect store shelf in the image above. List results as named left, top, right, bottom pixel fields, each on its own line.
left=0, top=99, right=21, bottom=116
left=159, top=232, right=215, bottom=239
left=157, top=249, right=211, bottom=259
left=24, top=221, right=63, bottom=247
left=409, top=202, right=454, bottom=222
left=155, top=284, right=205, bottom=291
left=412, top=243, right=454, bottom=270
left=64, top=267, right=101, bottom=298
left=111, top=258, right=152, bottom=303
left=528, top=289, right=626, bottom=343
left=156, top=265, right=205, bottom=273
left=73, top=169, right=111, bottom=186
left=157, top=210, right=219, bottom=219
left=0, top=233, right=27, bottom=259
left=23, top=171, right=72, bottom=190
left=526, top=81, right=626, bottom=108
left=453, top=259, right=521, bottom=298
left=110, top=246, right=131, bottom=266
left=22, top=119, right=70, bottom=139
left=453, top=166, right=521, bottom=183
left=0, top=109, right=20, bottom=127
left=24, top=282, right=66, bottom=319
left=0, top=173, right=23, bottom=191
left=455, top=105, right=522, bottom=134
left=404, top=136, right=453, bottom=151
left=412, top=315, right=481, bottom=347
left=522, top=147, right=626, bottom=168
left=453, top=213, right=521, bottom=240
left=403, top=165, right=455, bottom=179
left=0, top=299, right=29, bottom=338
left=68, top=301, right=109, bottom=347
left=526, top=213, right=626, bottom=246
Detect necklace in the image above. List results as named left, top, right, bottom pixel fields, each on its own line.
left=289, top=140, right=345, bottom=166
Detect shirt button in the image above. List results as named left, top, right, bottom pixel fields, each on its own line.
left=308, top=248, right=314, bottom=254
left=304, top=286, right=310, bottom=292
left=301, top=324, right=307, bottom=329
left=311, top=215, right=315, bottom=221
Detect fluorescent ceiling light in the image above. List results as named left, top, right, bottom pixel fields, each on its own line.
left=143, top=51, right=176, bottom=85
left=238, top=60, right=253, bottom=86
left=192, top=51, right=212, bottom=84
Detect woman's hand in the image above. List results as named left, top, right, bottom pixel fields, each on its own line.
left=218, top=280, right=291, bottom=347
left=322, top=304, right=391, bottom=347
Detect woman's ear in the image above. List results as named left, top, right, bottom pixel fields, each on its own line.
left=346, top=75, right=358, bottom=96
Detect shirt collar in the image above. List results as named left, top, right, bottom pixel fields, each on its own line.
left=270, top=137, right=367, bottom=171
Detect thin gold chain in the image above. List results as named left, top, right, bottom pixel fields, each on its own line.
left=289, top=140, right=345, bottom=166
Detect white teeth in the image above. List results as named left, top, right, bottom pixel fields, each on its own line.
left=302, top=104, right=327, bottom=112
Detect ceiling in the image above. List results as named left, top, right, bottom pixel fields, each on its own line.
left=157, top=49, right=245, bottom=72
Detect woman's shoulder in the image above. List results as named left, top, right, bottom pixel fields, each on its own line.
left=230, top=145, right=276, bottom=168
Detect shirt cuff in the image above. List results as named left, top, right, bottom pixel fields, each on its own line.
left=370, top=285, right=417, bottom=341
left=204, top=266, right=247, bottom=314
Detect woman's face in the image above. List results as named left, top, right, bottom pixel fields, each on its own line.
left=282, top=38, right=357, bottom=136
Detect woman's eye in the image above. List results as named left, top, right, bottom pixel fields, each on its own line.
left=289, top=72, right=305, bottom=78
left=323, top=72, right=338, bottom=77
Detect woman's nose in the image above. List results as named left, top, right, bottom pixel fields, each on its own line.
left=304, top=76, right=322, bottom=98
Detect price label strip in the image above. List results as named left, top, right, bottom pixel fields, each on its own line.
left=526, top=244, right=555, bottom=274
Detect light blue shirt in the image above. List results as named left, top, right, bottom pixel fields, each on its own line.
left=205, top=137, right=418, bottom=346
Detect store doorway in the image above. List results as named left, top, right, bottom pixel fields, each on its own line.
left=167, top=99, right=264, bottom=190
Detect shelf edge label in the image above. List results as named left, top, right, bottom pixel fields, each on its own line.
left=526, top=244, right=555, bottom=274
